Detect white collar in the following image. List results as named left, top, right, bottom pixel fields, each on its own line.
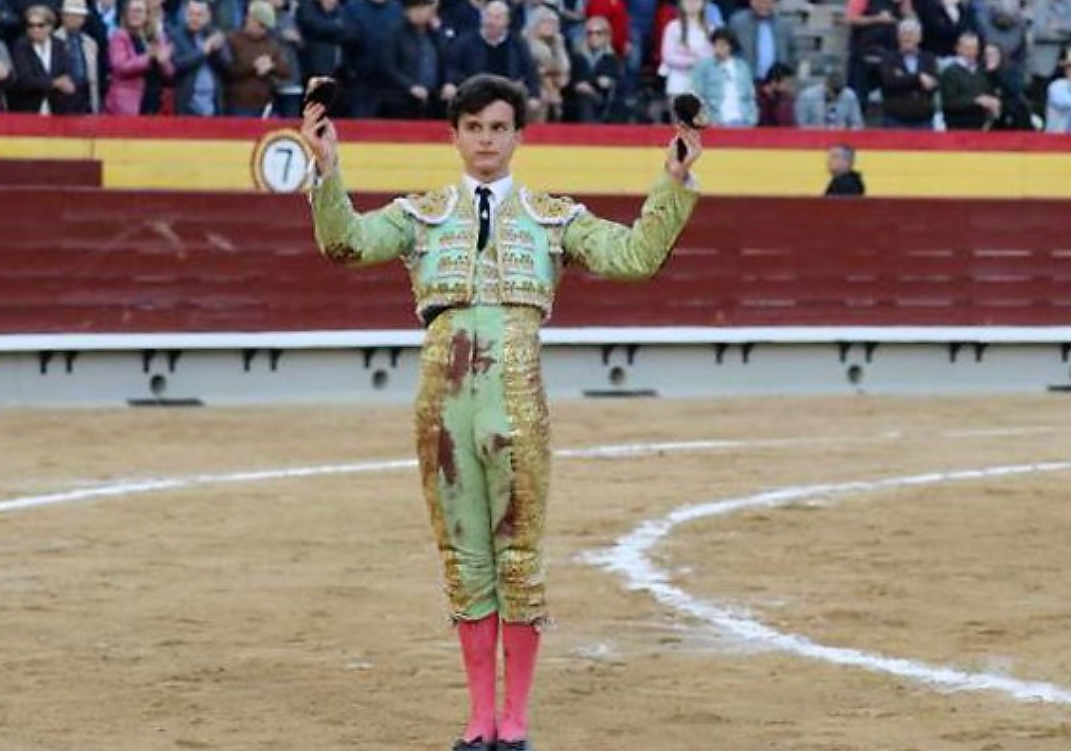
left=462, top=173, right=513, bottom=208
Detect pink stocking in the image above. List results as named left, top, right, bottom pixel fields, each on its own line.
left=499, top=622, right=541, bottom=742
left=458, top=614, right=499, bottom=743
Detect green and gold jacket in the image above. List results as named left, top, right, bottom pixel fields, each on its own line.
left=310, top=170, right=699, bottom=324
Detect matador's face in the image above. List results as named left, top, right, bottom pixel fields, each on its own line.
left=451, top=101, right=522, bottom=184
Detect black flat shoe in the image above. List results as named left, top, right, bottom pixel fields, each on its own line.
left=453, top=737, right=495, bottom=751
left=496, top=741, right=533, bottom=751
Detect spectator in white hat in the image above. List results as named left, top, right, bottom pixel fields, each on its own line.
left=54, top=0, right=99, bottom=112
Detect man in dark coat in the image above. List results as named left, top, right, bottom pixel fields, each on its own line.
left=380, top=0, right=443, bottom=118
left=296, top=0, right=346, bottom=84
left=880, top=17, right=940, bottom=128
left=169, top=0, right=231, bottom=116
left=7, top=4, right=76, bottom=113
left=825, top=144, right=866, bottom=196
left=939, top=30, right=1000, bottom=129
left=339, top=0, right=402, bottom=117
left=443, top=0, right=540, bottom=109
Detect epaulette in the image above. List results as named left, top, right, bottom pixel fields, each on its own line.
left=395, top=186, right=459, bottom=225
left=519, top=188, right=586, bottom=226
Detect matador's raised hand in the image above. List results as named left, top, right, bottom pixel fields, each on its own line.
left=300, top=80, right=339, bottom=175
left=665, top=126, right=703, bottom=184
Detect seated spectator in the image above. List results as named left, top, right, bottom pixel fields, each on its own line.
left=225, top=0, right=290, bottom=116
left=1044, top=50, right=1071, bottom=132
left=846, top=0, right=909, bottom=106
left=380, top=0, right=444, bottom=119
left=564, top=15, right=621, bottom=123
left=756, top=60, right=794, bottom=126
left=984, top=41, right=1033, bottom=129
left=169, top=0, right=230, bottom=116
left=585, top=0, right=629, bottom=59
left=269, top=0, right=303, bottom=117
left=825, top=143, right=865, bottom=196
left=296, top=0, right=345, bottom=84
left=658, top=0, right=714, bottom=98
left=443, top=0, right=541, bottom=110
left=691, top=26, right=757, bottom=126
left=0, top=38, right=12, bottom=111
left=728, top=0, right=794, bottom=82
left=1027, top=0, right=1071, bottom=113
left=525, top=6, right=570, bottom=121
left=8, top=5, right=77, bottom=114
left=795, top=70, right=864, bottom=129
left=913, top=0, right=975, bottom=61
left=54, top=0, right=100, bottom=113
left=939, top=31, right=999, bottom=129
left=975, top=0, right=1026, bottom=86
left=105, top=0, right=174, bottom=114
left=880, top=17, right=939, bottom=129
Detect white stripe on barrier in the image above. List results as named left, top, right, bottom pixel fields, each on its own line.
left=4, top=325, right=1071, bottom=353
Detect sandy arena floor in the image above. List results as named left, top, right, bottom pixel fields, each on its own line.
left=1, top=397, right=1070, bottom=751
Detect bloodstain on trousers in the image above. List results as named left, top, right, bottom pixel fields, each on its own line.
left=415, top=305, right=551, bottom=624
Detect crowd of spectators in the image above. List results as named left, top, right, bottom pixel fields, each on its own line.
left=0, top=0, right=1069, bottom=131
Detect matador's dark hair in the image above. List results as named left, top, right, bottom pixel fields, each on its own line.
left=448, top=74, right=528, bottom=131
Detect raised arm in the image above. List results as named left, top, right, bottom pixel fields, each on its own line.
left=303, top=99, right=415, bottom=266
left=562, top=129, right=701, bottom=279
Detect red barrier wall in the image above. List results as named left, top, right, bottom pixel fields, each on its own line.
left=2, top=186, right=1070, bottom=333
left=0, top=159, right=102, bottom=187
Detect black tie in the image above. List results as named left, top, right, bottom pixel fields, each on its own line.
left=476, top=186, right=492, bottom=251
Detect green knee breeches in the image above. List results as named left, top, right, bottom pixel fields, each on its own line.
left=414, top=305, right=551, bottom=624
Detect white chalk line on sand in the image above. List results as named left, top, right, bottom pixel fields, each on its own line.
left=583, top=460, right=1071, bottom=706
left=0, top=427, right=1055, bottom=515
left=0, top=435, right=869, bottom=514
left=3, top=427, right=1070, bottom=706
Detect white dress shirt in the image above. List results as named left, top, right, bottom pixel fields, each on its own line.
left=462, top=173, right=514, bottom=234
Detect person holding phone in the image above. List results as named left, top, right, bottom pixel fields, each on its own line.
left=301, top=73, right=701, bottom=751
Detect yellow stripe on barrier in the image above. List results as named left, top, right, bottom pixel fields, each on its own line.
left=3, top=134, right=1071, bottom=197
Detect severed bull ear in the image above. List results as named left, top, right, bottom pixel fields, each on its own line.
left=303, top=77, right=339, bottom=136
left=671, top=93, right=708, bottom=163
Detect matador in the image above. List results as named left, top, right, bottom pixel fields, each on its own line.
left=302, top=74, right=701, bottom=751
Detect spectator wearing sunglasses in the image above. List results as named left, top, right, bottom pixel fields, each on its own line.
left=565, top=15, right=621, bottom=122
left=8, top=4, right=78, bottom=113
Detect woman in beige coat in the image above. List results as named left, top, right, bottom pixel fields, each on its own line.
left=524, top=7, right=570, bottom=121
